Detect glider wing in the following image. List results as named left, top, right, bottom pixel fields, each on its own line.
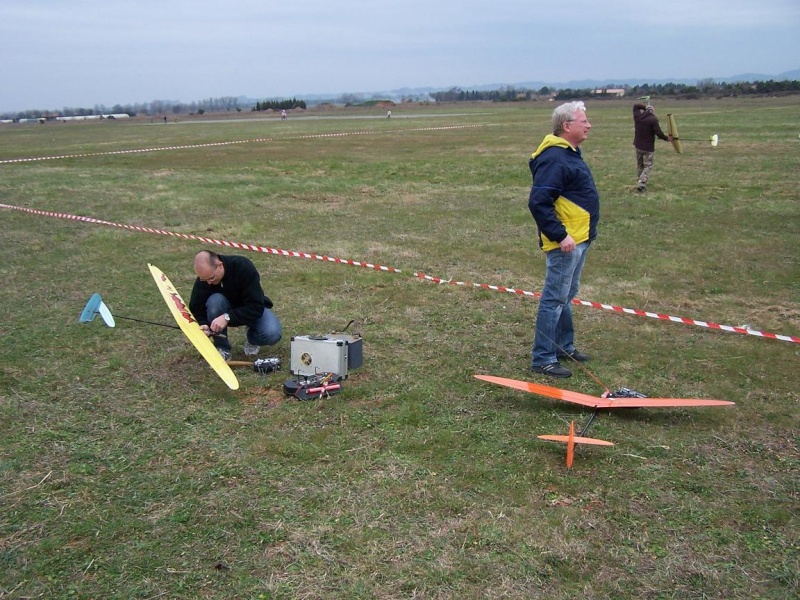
left=604, top=397, right=734, bottom=408
left=474, top=374, right=610, bottom=407
left=80, top=293, right=115, bottom=327
left=148, top=263, right=239, bottom=390
left=79, top=293, right=102, bottom=323
left=474, top=375, right=734, bottom=409
left=667, top=113, right=683, bottom=154
left=97, top=300, right=115, bottom=327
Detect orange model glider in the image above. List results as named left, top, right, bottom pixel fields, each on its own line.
left=474, top=374, right=734, bottom=468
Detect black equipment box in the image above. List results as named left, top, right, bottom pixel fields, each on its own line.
left=283, top=373, right=343, bottom=400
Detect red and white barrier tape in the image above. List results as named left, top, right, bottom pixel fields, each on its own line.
left=3, top=202, right=798, bottom=345
left=0, top=124, right=495, bottom=165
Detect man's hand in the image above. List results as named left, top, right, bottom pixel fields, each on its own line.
left=200, top=324, right=213, bottom=337
left=209, top=315, right=229, bottom=334
left=560, top=235, right=576, bottom=253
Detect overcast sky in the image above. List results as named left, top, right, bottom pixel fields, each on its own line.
left=2, top=0, right=798, bottom=112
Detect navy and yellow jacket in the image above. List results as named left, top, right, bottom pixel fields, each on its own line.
left=528, top=134, right=599, bottom=252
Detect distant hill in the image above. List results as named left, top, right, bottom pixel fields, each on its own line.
left=242, top=69, right=800, bottom=105
left=482, top=68, right=800, bottom=92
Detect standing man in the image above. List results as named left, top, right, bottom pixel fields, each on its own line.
left=528, top=101, right=600, bottom=378
left=633, top=102, right=670, bottom=192
left=189, top=250, right=282, bottom=361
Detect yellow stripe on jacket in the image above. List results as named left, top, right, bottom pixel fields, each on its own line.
left=540, top=198, right=591, bottom=251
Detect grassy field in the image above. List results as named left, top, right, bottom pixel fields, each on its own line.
left=1, top=96, right=798, bottom=599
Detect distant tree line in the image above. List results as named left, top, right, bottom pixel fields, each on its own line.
left=252, top=98, right=306, bottom=111
left=431, top=79, right=800, bottom=103
left=4, top=79, right=799, bottom=121
left=555, top=79, right=800, bottom=100
left=626, top=79, right=800, bottom=98
left=4, top=96, right=264, bottom=121
left=431, top=87, right=542, bottom=102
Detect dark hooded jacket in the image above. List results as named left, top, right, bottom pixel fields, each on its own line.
left=633, top=103, right=668, bottom=152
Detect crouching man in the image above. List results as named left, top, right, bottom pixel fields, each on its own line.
left=189, top=250, right=282, bottom=361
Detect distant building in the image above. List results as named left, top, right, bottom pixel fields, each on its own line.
left=593, top=88, right=626, bottom=97
left=54, top=114, right=130, bottom=122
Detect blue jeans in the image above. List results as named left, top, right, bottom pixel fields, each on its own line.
left=206, top=293, right=282, bottom=351
left=531, top=241, right=590, bottom=367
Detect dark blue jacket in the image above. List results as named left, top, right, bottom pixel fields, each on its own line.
left=528, top=134, right=600, bottom=251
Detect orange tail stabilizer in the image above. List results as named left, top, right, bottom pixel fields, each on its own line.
left=539, top=421, right=614, bottom=469
left=537, top=434, right=615, bottom=446
left=566, top=421, right=575, bottom=468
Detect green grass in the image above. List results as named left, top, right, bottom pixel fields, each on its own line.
left=1, top=97, right=798, bottom=599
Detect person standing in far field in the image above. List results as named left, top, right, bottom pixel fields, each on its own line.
left=632, top=102, right=671, bottom=192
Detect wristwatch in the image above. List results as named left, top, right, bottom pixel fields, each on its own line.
left=223, top=313, right=230, bottom=322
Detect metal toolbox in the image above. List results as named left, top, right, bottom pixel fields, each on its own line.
left=290, top=335, right=354, bottom=378
left=323, top=333, right=363, bottom=370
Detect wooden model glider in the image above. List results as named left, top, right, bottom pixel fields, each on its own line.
left=667, top=113, right=683, bottom=154
left=148, top=263, right=239, bottom=390
left=474, top=374, right=734, bottom=468
left=666, top=114, right=718, bottom=151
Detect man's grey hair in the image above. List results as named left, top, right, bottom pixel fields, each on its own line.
left=552, top=101, right=586, bottom=135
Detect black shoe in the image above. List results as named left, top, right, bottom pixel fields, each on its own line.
left=531, top=362, right=572, bottom=378
left=557, top=349, right=590, bottom=362
left=636, top=184, right=646, bottom=193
